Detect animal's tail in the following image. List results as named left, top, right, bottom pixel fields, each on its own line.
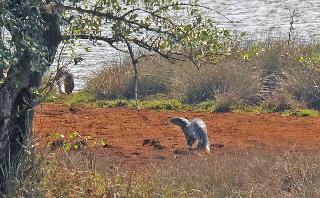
left=199, top=130, right=210, bottom=153
left=205, top=145, right=210, bottom=153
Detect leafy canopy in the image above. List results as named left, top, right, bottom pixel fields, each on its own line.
left=1, top=0, right=235, bottom=85
left=61, top=0, right=234, bottom=63
left=0, top=0, right=49, bottom=79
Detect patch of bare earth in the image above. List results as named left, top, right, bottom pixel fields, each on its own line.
left=33, top=103, right=320, bottom=170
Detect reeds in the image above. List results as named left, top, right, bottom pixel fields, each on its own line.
left=86, top=39, right=320, bottom=110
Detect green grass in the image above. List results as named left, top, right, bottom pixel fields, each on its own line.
left=44, top=91, right=189, bottom=110
left=94, top=99, right=135, bottom=108
left=283, top=109, right=319, bottom=117
left=194, top=100, right=217, bottom=111
left=43, top=91, right=320, bottom=115
left=44, top=91, right=96, bottom=105
left=295, top=109, right=319, bottom=117
left=94, top=99, right=187, bottom=110
left=140, top=99, right=185, bottom=110
left=44, top=91, right=224, bottom=112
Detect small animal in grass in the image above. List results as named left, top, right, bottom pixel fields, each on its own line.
left=170, top=117, right=210, bottom=153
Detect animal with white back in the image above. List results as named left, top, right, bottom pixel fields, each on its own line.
left=170, top=117, right=210, bottom=153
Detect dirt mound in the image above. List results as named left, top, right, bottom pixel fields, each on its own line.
left=33, top=104, right=320, bottom=168
left=142, top=139, right=165, bottom=150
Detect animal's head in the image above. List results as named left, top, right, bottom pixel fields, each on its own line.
left=170, top=117, right=189, bottom=128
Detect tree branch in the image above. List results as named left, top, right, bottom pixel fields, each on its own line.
left=63, top=34, right=119, bottom=44
left=60, top=5, right=174, bottom=36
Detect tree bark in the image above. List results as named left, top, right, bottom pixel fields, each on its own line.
left=0, top=6, right=62, bottom=194
left=0, top=52, right=34, bottom=193
left=126, top=42, right=139, bottom=108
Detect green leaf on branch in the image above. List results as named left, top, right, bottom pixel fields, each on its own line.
left=69, top=131, right=81, bottom=140
left=51, top=132, right=65, bottom=140
left=64, top=143, right=72, bottom=152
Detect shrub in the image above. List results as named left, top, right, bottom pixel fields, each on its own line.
left=265, top=93, right=295, bottom=112
left=214, top=93, right=235, bottom=112
left=245, top=40, right=320, bottom=109
left=136, top=56, right=174, bottom=98
left=171, top=59, right=262, bottom=105
left=86, top=55, right=262, bottom=105
left=86, top=56, right=174, bottom=100
left=279, top=69, right=320, bottom=109
left=84, top=39, right=320, bottom=110
left=86, top=61, right=133, bottom=99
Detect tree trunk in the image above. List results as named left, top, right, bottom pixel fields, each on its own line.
left=126, top=42, right=139, bottom=108
left=0, top=53, right=36, bottom=194
left=0, top=7, right=62, bottom=194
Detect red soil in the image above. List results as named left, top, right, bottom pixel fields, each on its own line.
left=33, top=103, right=320, bottom=168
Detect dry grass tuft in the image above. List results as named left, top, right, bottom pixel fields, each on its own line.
left=12, top=146, right=320, bottom=197
left=86, top=56, right=174, bottom=100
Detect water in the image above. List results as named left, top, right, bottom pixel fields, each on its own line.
left=67, top=0, right=320, bottom=90
left=202, top=0, right=320, bottom=39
